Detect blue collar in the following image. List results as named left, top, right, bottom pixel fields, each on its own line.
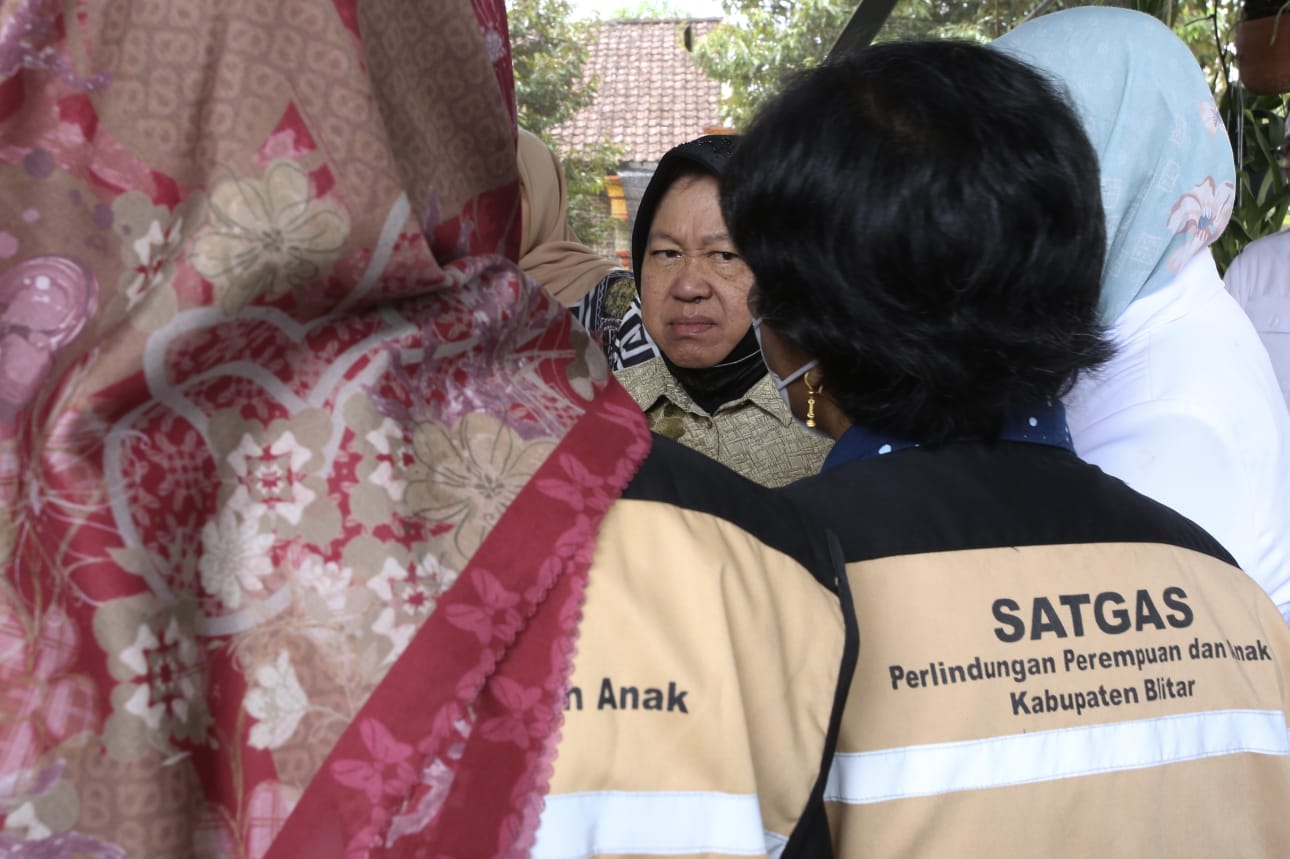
left=822, top=400, right=1075, bottom=471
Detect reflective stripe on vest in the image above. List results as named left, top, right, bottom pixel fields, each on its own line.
left=533, top=790, right=787, bottom=857
left=827, top=709, right=1290, bottom=805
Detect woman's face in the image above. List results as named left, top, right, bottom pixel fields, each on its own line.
left=639, top=174, right=754, bottom=368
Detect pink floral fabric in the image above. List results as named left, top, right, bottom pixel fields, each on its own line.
left=0, top=1, right=649, bottom=856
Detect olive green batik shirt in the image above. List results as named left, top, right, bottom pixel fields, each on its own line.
left=615, top=356, right=833, bottom=488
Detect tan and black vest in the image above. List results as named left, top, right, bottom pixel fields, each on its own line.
left=781, top=441, right=1290, bottom=858
left=536, top=435, right=856, bottom=858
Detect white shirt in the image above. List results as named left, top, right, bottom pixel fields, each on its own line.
left=1224, top=230, right=1290, bottom=410
left=1067, top=251, right=1290, bottom=619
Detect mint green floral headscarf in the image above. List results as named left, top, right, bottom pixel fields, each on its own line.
left=993, top=7, right=1236, bottom=322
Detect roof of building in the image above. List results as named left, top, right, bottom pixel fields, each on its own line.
left=550, top=18, right=724, bottom=164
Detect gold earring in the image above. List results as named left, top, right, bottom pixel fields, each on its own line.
left=804, top=373, right=822, bottom=429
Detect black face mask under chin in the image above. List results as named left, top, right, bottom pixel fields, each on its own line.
left=662, top=326, right=767, bottom=415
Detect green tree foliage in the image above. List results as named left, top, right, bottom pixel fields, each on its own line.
left=690, top=0, right=1082, bottom=129
left=692, top=1, right=854, bottom=130
left=510, top=0, right=623, bottom=245
left=1213, top=88, right=1290, bottom=268
left=512, top=0, right=596, bottom=132
left=876, top=0, right=1051, bottom=43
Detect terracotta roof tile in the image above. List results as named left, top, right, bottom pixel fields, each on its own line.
left=551, top=18, right=724, bottom=163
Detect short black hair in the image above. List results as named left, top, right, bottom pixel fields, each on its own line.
left=721, top=40, right=1112, bottom=445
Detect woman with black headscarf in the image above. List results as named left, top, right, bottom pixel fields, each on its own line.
left=614, top=135, right=833, bottom=487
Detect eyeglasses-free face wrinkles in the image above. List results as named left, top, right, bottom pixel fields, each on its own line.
left=639, top=174, right=755, bottom=369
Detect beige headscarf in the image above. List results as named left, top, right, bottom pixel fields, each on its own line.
left=517, top=128, right=618, bottom=304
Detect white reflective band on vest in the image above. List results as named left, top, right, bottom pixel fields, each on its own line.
left=532, top=790, right=783, bottom=858
left=826, top=709, right=1290, bottom=804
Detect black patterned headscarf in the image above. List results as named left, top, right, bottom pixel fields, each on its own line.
left=631, top=134, right=741, bottom=277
